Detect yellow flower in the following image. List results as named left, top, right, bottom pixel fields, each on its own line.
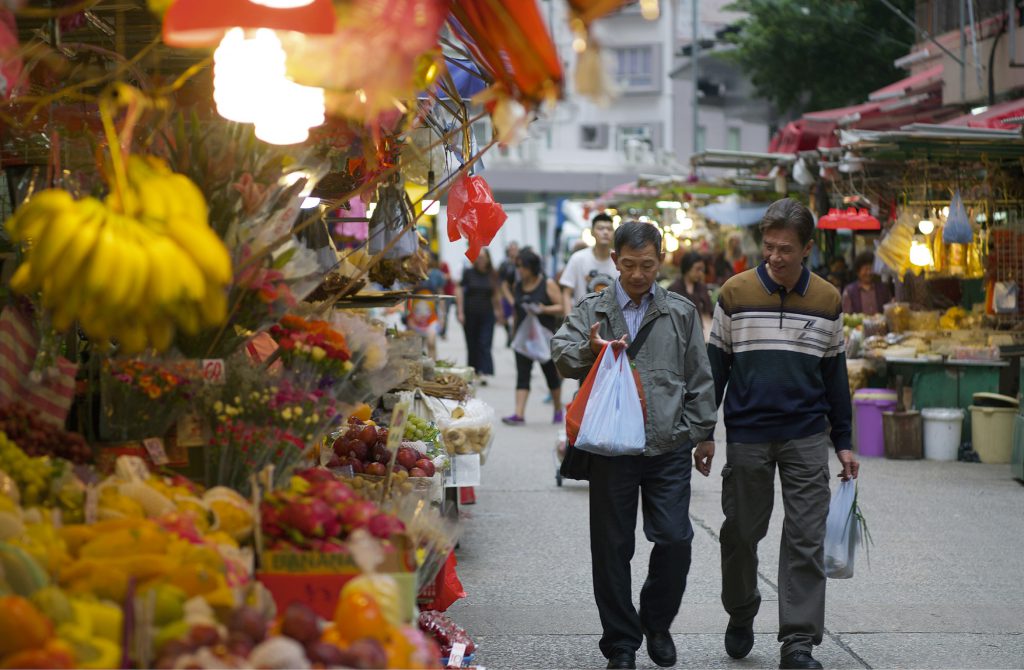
left=282, top=407, right=293, bottom=420
left=311, top=346, right=326, bottom=362
left=214, top=401, right=224, bottom=413
left=311, top=413, right=319, bottom=423
left=293, top=406, right=303, bottom=417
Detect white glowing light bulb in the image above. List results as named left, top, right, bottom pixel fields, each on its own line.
left=909, top=240, right=934, bottom=267
left=917, top=219, right=935, bottom=235
left=664, top=235, right=680, bottom=252
left=249, top=0, right=315, bottom=7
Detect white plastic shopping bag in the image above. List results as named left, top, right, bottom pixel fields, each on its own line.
left=575, top=349, right=646, bottom=456
left=824, top=479, right=860, bottom=579
left=511, top=313, right=553, bottom=362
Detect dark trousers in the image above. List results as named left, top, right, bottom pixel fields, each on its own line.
left=720, top=433, right=831, bottom=656
left=463, top=311, right=495, bottom=375
left=514, top=352, right=561, bottom=391
left=589, top=449, right=694, bottom=658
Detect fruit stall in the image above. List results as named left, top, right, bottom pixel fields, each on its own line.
left=828, top=127, right=1024, bottom=469
left=0, top=0, right=637, bottom=667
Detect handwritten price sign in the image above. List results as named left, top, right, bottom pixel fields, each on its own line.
left=201, top=359, right=226, bottom=384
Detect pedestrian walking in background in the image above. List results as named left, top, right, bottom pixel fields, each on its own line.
left=552, top=222, right=718, bottom=670
left=497, top=242, right=520, bottom=346
left=705, top=198, right=859, bottom=670
left=668, top=252, right=713, bottom=317
left=841, top=251, right=892, bottom=316
left=455, top=249, right=503, bottom=384
left=560, top=212, right=619, bottom=314
left=438, top=259, right=456, bottom=338
left=502, top=248, right=564, bottom=426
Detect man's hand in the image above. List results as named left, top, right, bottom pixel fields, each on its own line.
left=837, top=449, right=859, bottom=481
left=694, top=440, right=715, bottom=476
left=523, top=302, right=543, bottom=315
left=589, top=322, right=628, bottom=356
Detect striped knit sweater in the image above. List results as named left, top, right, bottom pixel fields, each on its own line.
left=707, top=262, right=852, bottom=451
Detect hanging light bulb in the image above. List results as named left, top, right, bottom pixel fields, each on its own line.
left=250, top=0, right=316, bottom=7
left=254, top=76, right=325, bottom=145
left=640, top=0, right=660, bottom=20
left=664, top=234, right=680, bottom=253
left=213, top=28, right=281, bottom=124
left=918, top=218, right=935, bottom=235
left=910, top=239, right=934, bottom=267
left=581, top=228, right=597, bottom=247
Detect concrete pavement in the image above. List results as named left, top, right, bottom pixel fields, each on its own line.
left=436, top=333, right=1024, bottom=669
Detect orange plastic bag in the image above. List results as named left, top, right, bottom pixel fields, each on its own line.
left=446, top=174, right=507, bottom=261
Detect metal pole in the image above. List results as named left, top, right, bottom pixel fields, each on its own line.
left=692, top=0, right=699, bottom=157
left=960, top=0, right=967, bottom=103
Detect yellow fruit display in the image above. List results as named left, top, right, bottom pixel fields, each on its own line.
left=4, top=155, right=232, bottom=354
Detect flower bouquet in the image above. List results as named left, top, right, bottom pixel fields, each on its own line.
left=98, top=357, right=199, bottom=442
left=200, top=352, right=350, bottom=494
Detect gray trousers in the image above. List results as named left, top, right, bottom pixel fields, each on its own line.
left=719, top=432, right=831, bottom=656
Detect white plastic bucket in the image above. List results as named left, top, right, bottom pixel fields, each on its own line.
left=921, top=408, right=964, bottom=461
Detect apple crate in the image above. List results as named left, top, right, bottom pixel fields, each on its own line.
left=256, top=535, right=418, bottom=621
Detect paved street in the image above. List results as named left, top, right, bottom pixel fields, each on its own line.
left=438, top=334, right=1024, bottom=669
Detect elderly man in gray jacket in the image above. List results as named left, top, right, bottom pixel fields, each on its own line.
left=552, top=222, right=718, bottom=670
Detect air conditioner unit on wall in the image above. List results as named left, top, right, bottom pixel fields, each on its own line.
left=580, top=123, right=609, bottom=149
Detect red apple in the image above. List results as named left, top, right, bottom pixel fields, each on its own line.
left=358, top=425, right=378, bottom=445
left=370, top=443, right=390, bottom=463
left=396, top=446, right=418, bottom=470
left=409, top=467, right=428, bottom=478
left=346, top=439, right=370, bottom=461
left=364, top=462, right=387, bottom=477
left=414, top=458, right=435, bottom=477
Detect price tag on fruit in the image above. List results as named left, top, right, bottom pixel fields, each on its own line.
left=201, top=358, right=226, bottom=384
left=448, top=642, right=466, bottom=668
left=380, top=401, right=411, bottom=503
left=142, top=437, right=169, bottom=466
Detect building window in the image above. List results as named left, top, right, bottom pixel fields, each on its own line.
left=580, top=123, right=609, bottom=149
left=612, top=45, right=660, bottom=93
left=727, top=127, right=741, bottom=151
left=695, top=126, right=706, bottom=154
left=617, top=124, right=654, bottom=152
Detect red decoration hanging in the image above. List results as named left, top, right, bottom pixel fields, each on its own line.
left=446, top=174, right=507, bottom=261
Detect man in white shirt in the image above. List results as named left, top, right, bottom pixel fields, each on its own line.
left=561, top=213, right=619, bottom=313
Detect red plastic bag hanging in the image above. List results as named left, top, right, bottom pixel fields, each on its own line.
left=446, top=174, right=507, bottom=261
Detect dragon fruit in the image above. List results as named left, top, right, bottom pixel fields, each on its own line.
left=340, top=500, right=378, bottom=530
left=308, top=538, right=349, bottom=554
left=280, top=498, right=340, bottom=538
left=367, top=513, right=406, bottom=539
left=310, top=479, right=357, bottom=508
left=260, top=500, right=287, bottom=538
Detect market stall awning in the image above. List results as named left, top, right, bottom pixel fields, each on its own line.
left=868, top=64, right=944, bottom=101
left=698, top=201, right=769, bottom=227
left=591, top=180, right=660, bottom=208
left=942, top=98, right=1024, bottom=130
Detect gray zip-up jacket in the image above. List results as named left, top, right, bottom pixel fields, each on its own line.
left=551, top=283, right=717, bottom=455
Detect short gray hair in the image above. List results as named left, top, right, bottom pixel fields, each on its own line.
left=614, top=221, right=662, bottom=254
left=759, top=198, right=815, bottom=246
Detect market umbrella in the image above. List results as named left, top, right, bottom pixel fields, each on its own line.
left=698, top=202, right=769, bottom=227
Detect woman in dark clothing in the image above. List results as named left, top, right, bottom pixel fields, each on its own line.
left=669, top=251, right=714, bottom=317
left=842, top=251, right=892, bottom=315
left=502, top=248, right=564, bottom=425
left=455, top=249, right=504, bottom=381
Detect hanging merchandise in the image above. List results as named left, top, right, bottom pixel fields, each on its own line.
left=446, top=174, right=507, bottom=261
left=943, top=190, right=973, bottom=244
left=281, top=0, right=447, bottom=123
left=817, top=208, right=880, bottom=231
left=875, top=213, right=915, bottom=276
left=368, top=179, right=419, bottom=260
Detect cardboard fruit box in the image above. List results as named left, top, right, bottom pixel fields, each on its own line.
left=256, top=534, right=418, bottom=621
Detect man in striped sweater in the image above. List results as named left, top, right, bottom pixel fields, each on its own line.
left=704, top=198, right=859, bottom=670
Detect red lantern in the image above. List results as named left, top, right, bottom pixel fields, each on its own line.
left=163, top=0, right=336, bottom=48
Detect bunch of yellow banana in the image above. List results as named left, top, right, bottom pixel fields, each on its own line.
left=4, top=156, right=232, bottom=354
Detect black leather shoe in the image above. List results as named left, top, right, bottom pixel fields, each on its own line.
left=780, top=650, right=823, bottom=669
left=606, top=649, right=636, bottom=669
left=725, top=624, right=754, bottom=659
left=642, top=629, right=676, bottom=667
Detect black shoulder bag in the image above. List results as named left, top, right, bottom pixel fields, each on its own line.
left=559, top=318, right=656, bottom=481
